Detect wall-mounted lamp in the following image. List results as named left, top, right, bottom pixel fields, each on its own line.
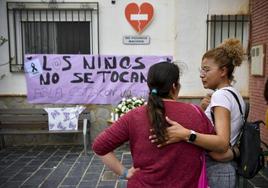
left=111, top=0, right=116, bottom=5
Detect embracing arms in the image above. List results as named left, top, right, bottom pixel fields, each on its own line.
left=151, top=106, right=230, bottom=152
left=150, top=106, right=235, bottom=161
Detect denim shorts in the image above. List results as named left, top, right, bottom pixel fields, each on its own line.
left=206, top=157, right=237, bottom=188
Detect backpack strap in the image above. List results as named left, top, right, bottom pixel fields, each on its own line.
left=209, top=89, right=245, bottom=147
left=210, top=111, right=215, bottom=125
left=210, top=89, right=244, bottom=124
left=224, top=89, right=247, bottom=147
left=223, top=89, right=246, bottom=123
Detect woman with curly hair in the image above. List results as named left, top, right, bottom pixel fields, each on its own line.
left=150, top=39, right=245, bottom=188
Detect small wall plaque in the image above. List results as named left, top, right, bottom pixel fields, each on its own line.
left=123, top=35, right=150, bottom=45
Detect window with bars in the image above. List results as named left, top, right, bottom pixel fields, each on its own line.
left=206, top=15, right=249, bottom=51
left=7, top=2, right=99, bottom=72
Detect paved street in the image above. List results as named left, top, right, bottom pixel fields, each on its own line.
left=0, top=146, right=129, bottom=188
left=0, top=145, right=268, bottom=188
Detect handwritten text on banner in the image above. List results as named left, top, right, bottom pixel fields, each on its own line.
left=24, top=55, right=172, bottom=104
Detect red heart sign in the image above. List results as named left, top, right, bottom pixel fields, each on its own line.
left=125, top=2, right=154, bottom=33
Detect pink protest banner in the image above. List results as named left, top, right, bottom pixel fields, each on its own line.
left=24, top=55, right=172, bottom=104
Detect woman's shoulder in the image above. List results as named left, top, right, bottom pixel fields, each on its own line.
left=211, top=86, right=245, bottom=111
left=164, top=100, right=191, bottom=107
left=212, top=87, right=233, bottom=100
left=177, top=103, right=214, bottom=133
left=212, top=87, right=243, bottom=101
left=127, top=105, right=147, bottom=116
left=164, top=101, right=204, bottom=115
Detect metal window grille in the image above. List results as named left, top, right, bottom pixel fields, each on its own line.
left=206, top=14, right=249, bottom=50
left=7, top=2, right=99, bottom=72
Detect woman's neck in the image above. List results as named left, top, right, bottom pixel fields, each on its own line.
left=162, top=95, right=177, bottom=101
left=217, top=80, right=231, bottom=89
left=162, top=98, right=176, bottom=101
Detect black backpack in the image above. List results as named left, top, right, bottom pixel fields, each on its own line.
left=225, top=89, right=265, bottom=179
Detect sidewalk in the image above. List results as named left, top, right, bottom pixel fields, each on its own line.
left=245, top=168, right=268, bottom=188
left=0, top=145, right=128, bottom=188
left=0, top=145, right=267, bottom=188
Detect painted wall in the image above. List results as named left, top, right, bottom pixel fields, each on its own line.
left=174, top=0, right=249, bottom=97
left=0, top=0, right=250, bottom=145
left=249, top=0, right=268, bottom=145
left=0, top=0, right=249, bottom=97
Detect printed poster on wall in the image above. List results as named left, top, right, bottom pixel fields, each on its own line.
left=24, top=55, right=172, bottom=104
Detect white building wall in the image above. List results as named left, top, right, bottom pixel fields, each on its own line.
left=174, top=0, right=249, bottom=96
left=0, top=0, right=249, bottom=96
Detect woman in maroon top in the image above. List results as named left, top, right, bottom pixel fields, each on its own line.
left=92, top=62, right=214, bottom=188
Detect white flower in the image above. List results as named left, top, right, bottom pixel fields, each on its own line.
left=121, top=106, right=127, bottom=112
left=113, top=96, right=145, bottom=117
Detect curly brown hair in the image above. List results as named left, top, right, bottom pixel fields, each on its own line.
left=202, top=38, right=244, bottom=81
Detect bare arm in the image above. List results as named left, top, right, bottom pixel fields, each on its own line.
left=209, top=150, right=233, bottom=162
left=209, top=145, right=240, bottom=162
left=150, top=106, right=230, bottom=153
left=97, top=152, right=140, bottom=179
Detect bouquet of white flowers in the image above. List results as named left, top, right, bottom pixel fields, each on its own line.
left=110, top=97, right=146, bottom=121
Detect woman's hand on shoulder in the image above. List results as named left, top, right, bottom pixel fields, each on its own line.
left=149, top=116, right=190, bottom=147
left=200, top=93, right=211, bottom=111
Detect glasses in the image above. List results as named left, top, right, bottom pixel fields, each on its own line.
left=199, top=68, right=210, bottom=75
left=199, top=67, right=216, bottom=75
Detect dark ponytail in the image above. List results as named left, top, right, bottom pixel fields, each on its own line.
left=147, top=62, right=180, bottom=144
left=148, top=93, right=167, bottom=143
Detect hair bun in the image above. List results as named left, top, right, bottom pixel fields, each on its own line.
left=218, top=38, right=244, bottom=67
